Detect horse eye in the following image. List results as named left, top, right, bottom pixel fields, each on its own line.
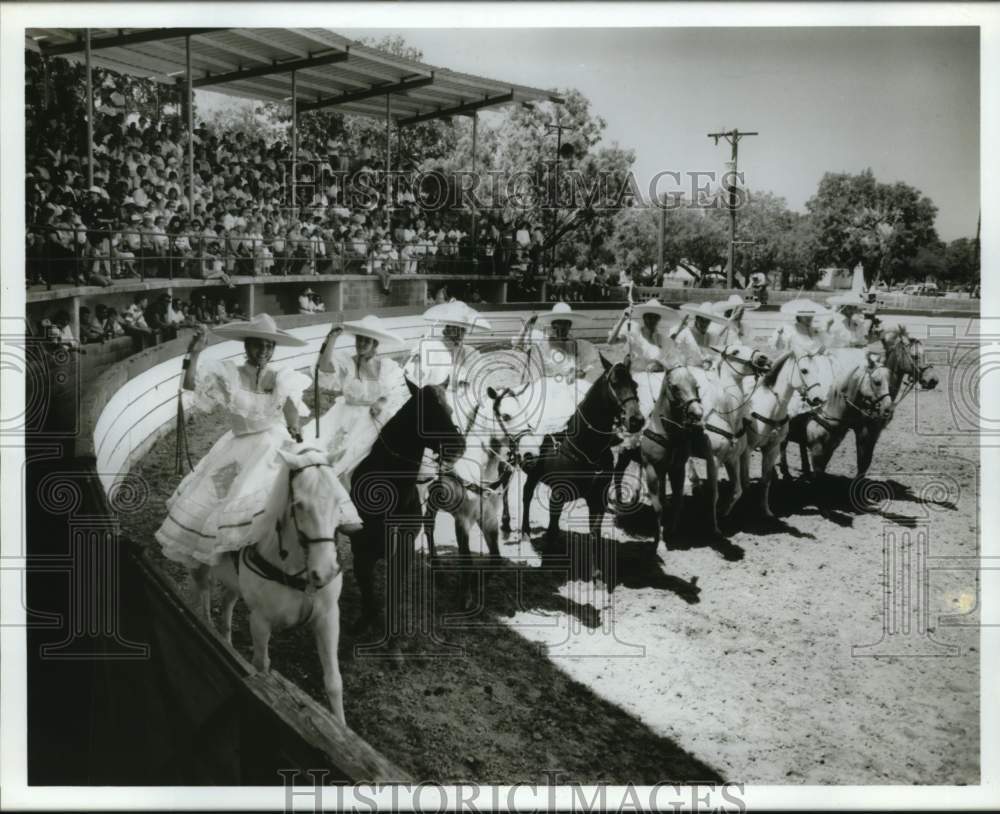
left=502, top=413, right=512, bottom=422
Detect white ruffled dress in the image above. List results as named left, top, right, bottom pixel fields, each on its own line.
left=156, top=359, right=312, bottom=568
left=317, top=351, right=409, bottom=483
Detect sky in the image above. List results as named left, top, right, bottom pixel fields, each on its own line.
left=330, top=27, right=980, bottom=241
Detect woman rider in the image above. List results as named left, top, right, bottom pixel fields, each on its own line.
left=670, top=302, right=731, bottom=367
left=316, top=314, right=409, bottom=484
left=607, top=298, right=684, bottom=416
left=156, top=313, right=361, bottom=569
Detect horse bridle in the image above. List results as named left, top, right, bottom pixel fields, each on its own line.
left=240, top=458, right=341, bottom=597
left=657, top=364, right=703, bottom=433
left=792, top=350, right=829, bottom=404
left=491, top=385, right=532, bottom=469
left=891, top=338, right=934, bottom=404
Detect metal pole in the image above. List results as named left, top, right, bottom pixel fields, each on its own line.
left=550, top=126, right=561, bottom=279
left=471, top=112, right=478, bottom=270
left=291, top=70, right=297, bottom=210
left=85, top=30, right=94, bottom=188
left=185, top=35, right=194, bottom=214
left=727, top=134, right=738, bottom=289
left=385, top=93, right=391, bottom=235
left=657, top=201, right=665, bottom=285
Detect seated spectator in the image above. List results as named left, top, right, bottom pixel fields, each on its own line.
left=43, top=310, right=78, bottom=349
left=228, top=300, right=246, bottom=321
left=79, top=306, right=104, bottom=344
left=145, top=292, right=178, bottom=342
left=102, top=307, right=126, bottom=339
left=310, top=292, right=326, bottom=312
left=298, top=287, right=319, bottom=315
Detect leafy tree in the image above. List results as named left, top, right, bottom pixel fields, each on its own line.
left=805, top=169, right=939, bottom=286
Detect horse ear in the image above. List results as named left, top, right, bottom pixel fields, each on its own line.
left=441, top=376, right=450, bottom=390
left=599, top=353, right=612, bottom=372
left=486, top=386, right=498, bottom=400
left=622, top=353, right=632, bottom=369
left=405, top=376, right=418, bottom=397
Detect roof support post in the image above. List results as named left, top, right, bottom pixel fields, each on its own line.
left=291, top=70, right=298, bottom=212
left=85, top=29, right=94, bottom=188
left=385, top=93, right=392, bottom=235
left=471, top=112, right=479, bottom=271
left=186, top=34, right=195, bottom=215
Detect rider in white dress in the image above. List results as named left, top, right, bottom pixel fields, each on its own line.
left=316, top=314, right=409, bottom=484
left=709, top=294, right=759, bottom=347
left=821, top=292, right=871, bottom=349
left=512, top=302, right=601, bottom=449
left=671, top=302, right=731, bottom=367
left=769, top=299, right=834, bottom=417
left=606, top=298, right=684, bottom=416
left=156, top=313, right=360, bottom=570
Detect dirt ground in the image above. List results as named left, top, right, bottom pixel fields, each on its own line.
left=122, top=345, right=979, bottom=784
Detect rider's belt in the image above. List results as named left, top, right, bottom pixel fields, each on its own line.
left=751, top=411, right=789, bottom=428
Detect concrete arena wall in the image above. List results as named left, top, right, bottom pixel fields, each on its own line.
left=86, top=304, right=981, bottom=498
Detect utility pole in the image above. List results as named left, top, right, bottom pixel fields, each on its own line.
left=545, top=122, right=576, bottom=279
left=732, top=239, right=756, bottom=288
left=708, top=128, right=757, bottom=288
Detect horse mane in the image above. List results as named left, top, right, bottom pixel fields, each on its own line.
left=761, top=350, right=793, bottom=388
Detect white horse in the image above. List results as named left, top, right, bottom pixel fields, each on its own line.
left=189, top=445, right=348, bottom=724
left=421, top=386, right=528, bottom=608
left=744, top=349, right=834, bottom=517
left=687, top=344, right=768, bottom=529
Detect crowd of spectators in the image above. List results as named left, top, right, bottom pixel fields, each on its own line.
left=38, top=291, right=248, bottom=353
left=25, top=78, right=550, bottom=290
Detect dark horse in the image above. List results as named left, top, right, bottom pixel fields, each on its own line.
left=520, top=355, right=645, bottom=543
left=349, top=378, right=465, bottom=637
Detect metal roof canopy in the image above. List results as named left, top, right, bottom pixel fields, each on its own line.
left=26, top=27, right=562, bottom=125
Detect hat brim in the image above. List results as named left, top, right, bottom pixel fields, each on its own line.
left=212, top=323, right=306, bottom=346
left=780, top=299, right=833, bottom=317
left=634, top=303, right=684, bottom=325
left=679, top=303, right=731, bottom=325
left=341, top=321, right=403, bottom=348
left=535, top=312, right=593, bottom=327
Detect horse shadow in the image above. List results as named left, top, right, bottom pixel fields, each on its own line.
left=765, top=473, right=955, bottom=528
left=613, top=496, right=746, bottom=561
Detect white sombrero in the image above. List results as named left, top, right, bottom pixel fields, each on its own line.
left=423, top=300, right=492, bottom=332
left=779, top=298, right=834, bottom=318
left=679, top=302, right=731, bottom=325
left=212, top=313, right=306, bottom=346
left=714, top=294, right=760, bottom=315
left=633, top=298, right=684, bottom=326
left=340, top=315, right=403, bottom=349
left=827, top=291, right=867, bottom=308
left=534, top=301, right=593, bottom=328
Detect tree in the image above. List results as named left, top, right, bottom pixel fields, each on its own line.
left=805, top=169, right=939, bottom=286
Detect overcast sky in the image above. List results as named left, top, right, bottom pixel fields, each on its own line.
left=335, top=27, right=979, bottom=241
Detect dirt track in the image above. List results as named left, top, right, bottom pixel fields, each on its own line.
left=122, top=345, right=979, bottom=784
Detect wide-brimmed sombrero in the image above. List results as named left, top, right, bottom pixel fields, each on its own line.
left=534, top=302, right=593, bottom=328
left=779, top=298, right=833, bottom=318
left=340, top=315, right=403, bottom=349
left=212, top=313, right=306, bottom=346
left=633, top=298, right=684, bottom=326
left=827, top=291, right=867, bottom=308
left=714, top=294, right=760, bottom=315
left=423, top=300, right=492, bottom=332
left=679, top=302, right=731, bottom=325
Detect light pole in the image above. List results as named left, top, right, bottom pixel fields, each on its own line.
left=708, top=128, right=758, bottom=288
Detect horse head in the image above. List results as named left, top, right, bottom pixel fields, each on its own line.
left=486, top=383, right=531, bottom=469
left=853, top=353, right=894, bottom=421
left=660, top=363, right=704, bottom=429
left=406, top=377, right=466, bottom=471
left=601, top=353, right=645, bottom=434
left=911, top=339, right=939, bottom=390
left=793, top=350, right=833, bottom=409
left=276, top=445, right=342, bottom=589
left=716, top=343, right=768, bottom=379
